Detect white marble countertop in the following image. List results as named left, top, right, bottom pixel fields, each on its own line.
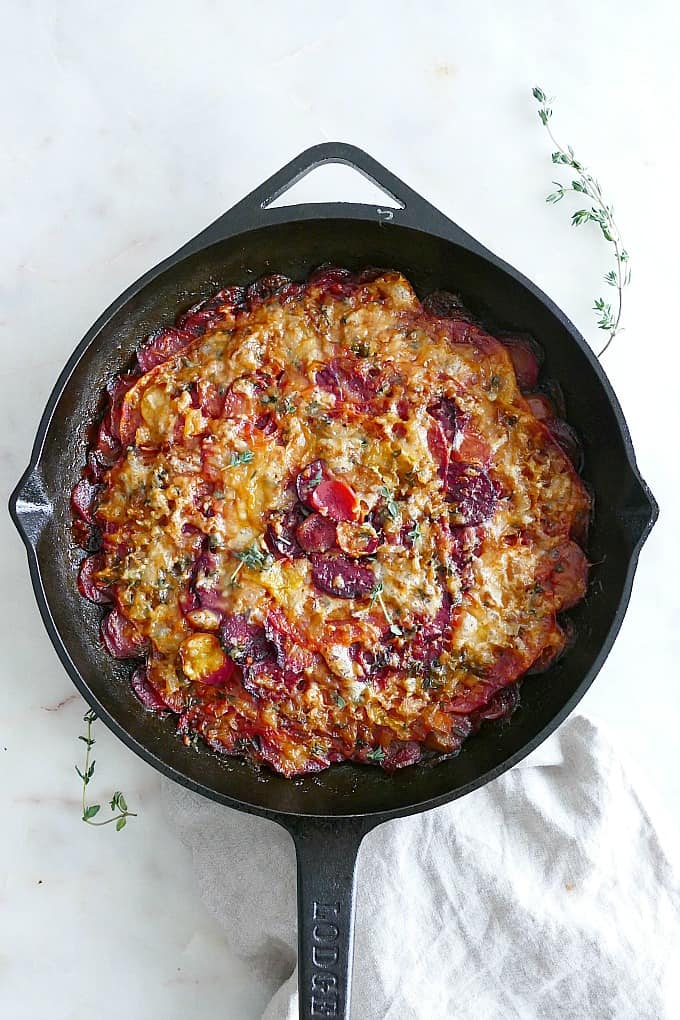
left=2, top=3, right=678, bottom=1018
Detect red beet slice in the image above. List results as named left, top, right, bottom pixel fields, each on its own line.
left=265, top=612, right=316, bottom=675
left=310, top=478, right=360, bottom=522
left=498, top=332, right=542, bottom=390
left=382, top=741, right=422, bottom=772
left=77, top=554, right=112, bottom=604
left=423, top=290, right=473, bottom=319
left=130, top=666, right=169, bottom=712
left=100, top=609, right=148, bottom=659
left=537, top=541, right=588, bottom=611
left=265, top=504, right=306, bottom=559
left=195, top=658, right=238, bottom=687
left=296, top=459, right=330, bottom=507
left=104, top=373, right=138, bottom=440
left=71, top=478, right=102, bottom=524
left=427, top=421, right=449, bottom=479
left=546, top=418, right=583, bottom=471
left=422, top=589, right=454, bottom=639
left=308, top=265, right=352, bottom=287
left=427, top=397, right=468, bottom=445
left=310, top=551, right=375, bottom=599
left=241, top=661, right=295, bottom=702
left=246, top=274, right=291, bottom=304
left=137, top=327, right=193, bottom=372
left=308, top=265, right=355, bottom=298
left=220, top=614, right=276, bottom=665
left=473, top=684, right=520, bottom=723
left=296, top=512, right=337, bottom=553
left=315, top=358, right=380, bottom=403
left=526, top=392, right=555, bottom=422
left=177, top=285, right=245, bottom=335
left=445, top=462, right=498, bottom=525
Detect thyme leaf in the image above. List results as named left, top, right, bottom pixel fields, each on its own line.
left=229, top=449, right=254, bottom=467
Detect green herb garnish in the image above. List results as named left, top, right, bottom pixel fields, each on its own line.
left=77, top=710, right=136, bottom=830
left=229, top=540, right=273, bottom=582
left=369, top=581, right=403, bottom=636
left=532, top=86, right=630, bottom=356
left=230, top=449, right=254, bottom=467
left=407, top=520, right=422, bottom=544
left=366, top=746, right=386, bottom=763
left=380, top=485, right=399, bottom=521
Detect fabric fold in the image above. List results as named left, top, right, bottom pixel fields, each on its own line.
left=162, top=717, right=680, bottom=1019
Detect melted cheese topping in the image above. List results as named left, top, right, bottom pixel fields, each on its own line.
left=89, top=270, right=590, bottom=776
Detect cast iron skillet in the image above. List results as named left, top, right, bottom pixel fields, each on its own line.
left=10, top=143, right=657, bottom=1019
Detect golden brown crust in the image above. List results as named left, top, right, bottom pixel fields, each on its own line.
left=76, top=268, right=590, bottom=776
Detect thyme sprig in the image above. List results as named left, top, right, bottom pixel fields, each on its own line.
left=229, top=539, right=274, bottom=583
left=370, top=581, right=403, bottom=636
left=76, top=710, right=136, bottom=830
left=532, top=86, right=630, bottom=356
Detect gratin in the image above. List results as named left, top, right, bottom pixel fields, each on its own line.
left=72, top=267, right=590, bottom=777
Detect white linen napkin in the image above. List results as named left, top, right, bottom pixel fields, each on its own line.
left=161, top=716, right=680, bottom=1019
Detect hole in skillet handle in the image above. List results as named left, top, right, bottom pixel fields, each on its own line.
left=284, top=816, right=377, bottom=1020
left=176, top=142, right=492, bottom=260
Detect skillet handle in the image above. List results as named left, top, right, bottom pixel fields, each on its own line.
left=285, top=816, right=376, bottom=1020
left=178, top=142, right=491, bottom=257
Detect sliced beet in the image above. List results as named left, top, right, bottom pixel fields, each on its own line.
left=195, top=659, right=238, bottom=687
left=264, top=612, right=316, bottom=675
left=100, top=609, right=148, bottom=659
left=537, top=541, right=588, bottom=611
left=71, top=478, right=102, bottom=524
left=177, top=285, right=245, bottom=335
left=308, top=265, right=352, bottom=287
left=130, top=666, right=169, bottom=712
left=296, top=460, right=330, bottom=507
left=105, top=373, right=138, bottom=440
left=241, top=661, right=295, bottom=702
left=423, top=290, right=473, bottom=319
left=526, top=392, right=555, bottom=422
left=310, top=478, right=360, bottom=522
left=473, top=683, right=520, bottom=723
left=382, top=741, right=422, bottom=772
left=421, top=589, right=453, bottom=639
left=427, top=422, right=449, bottom=479
left=310, top=551, right=375, bottom=599
left=73, top=518, right=100, bottom=552
left=445, top=462, right=498, bottom=525
left=195, top=379, right=225, bottom=419
left=220, top=614, right=276, bottom=666
left=308, top=265, right=355, bottom=297
left=546, top=418, right=583, bottom=471
left=296, top=512, right=337, bottom=553
left=265, top=504, right=306, bottom=559
left=245, top=274, right=290, bottom=304
left=191, top=552, right=225, bottom=612
left=497, top=331, right=542, bottom=390
left=315, top=358, right=380, bottom=403
left=77, top=554, right=112, bottom=604
left=449, top=524, right=482, bottom=589
left=137, top=327, right=193, bottom=372
left=427, top=397, right=468, bottom=444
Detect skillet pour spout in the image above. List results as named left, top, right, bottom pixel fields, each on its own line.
left=9, top=142, right=657, bottom=1020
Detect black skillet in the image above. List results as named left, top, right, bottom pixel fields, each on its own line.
left=10, top=143, right=657, bottom=1019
